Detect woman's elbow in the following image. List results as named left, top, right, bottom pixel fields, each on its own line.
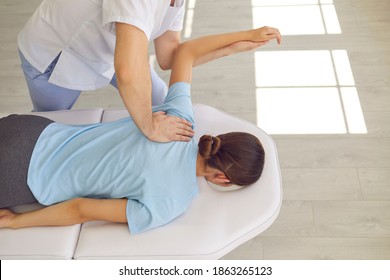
left=157, top=57, right=175, bottom=71
left=157, top=43, right=194, bottom=70
left=69, top=198, right=85, bottom=223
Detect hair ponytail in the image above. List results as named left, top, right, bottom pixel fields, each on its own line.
left=198, top=135, right=221, bottom=159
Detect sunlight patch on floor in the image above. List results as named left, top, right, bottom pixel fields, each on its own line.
left=253, top=0, right=366, bottom=134
left=255, top=50, right=367, bottom=134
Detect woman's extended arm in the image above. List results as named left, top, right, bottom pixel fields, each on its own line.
left=0, top=198, right=127, bottom=229
left=192, top=40, right=269, bottom=67
left=169, top=26, right=281, bottom=86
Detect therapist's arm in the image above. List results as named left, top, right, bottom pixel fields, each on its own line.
left=114, top=23, right=193, bottom=142
left=0, top=198, right=127, bottom=229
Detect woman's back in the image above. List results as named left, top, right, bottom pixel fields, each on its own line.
left=27, top=82, right=199, bottom=233
left=28, top=116, right=197, bottom=205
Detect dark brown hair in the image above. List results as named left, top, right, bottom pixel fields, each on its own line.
left=198, top=132, right=265, bottom=186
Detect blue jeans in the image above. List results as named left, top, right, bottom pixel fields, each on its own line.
left=19, top=50, right=168, bottom=111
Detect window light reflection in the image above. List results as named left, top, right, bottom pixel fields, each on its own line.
left=332, top=50, right=355, bottom=86
left=255, top=50, right=367, bottom=134
left=253, top=5, right=325, bottom=35
left=256, top=87, right=347, bottom=134
left=255, top=51, right=337, bottom=87
left=322, top=4, right=342, bottom=34
left=252, top=0, right=319, bottom=6
left=184, top=0, right=197, bottom=38
left=340, top=87, right=368, bottom=134
left=252, top=0, right=341, bottom=35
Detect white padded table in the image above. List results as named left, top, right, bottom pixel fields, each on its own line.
left=0, top=105, right=282, bottom=260
left=75, top=104, right=282, bottom=259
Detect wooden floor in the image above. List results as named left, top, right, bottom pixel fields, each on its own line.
left=1, top=0, right=389, bottom=259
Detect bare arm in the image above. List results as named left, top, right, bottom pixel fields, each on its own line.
left=153, top=29, right=273, bottom=70
left=193, top=41, right=270, bottom=67
left=114, top=23, right=193, bottom=142
left=153, top=30, right=181, bottom=70
left=169, top=26, right=282, bottom=86
left=0, top=198, right=127, bottom=229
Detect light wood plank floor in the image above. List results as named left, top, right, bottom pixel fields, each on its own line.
left=1, top=0, right=389, bottom=259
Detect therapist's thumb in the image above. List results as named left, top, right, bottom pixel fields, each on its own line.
left=153, top=111, right=167, bottom=116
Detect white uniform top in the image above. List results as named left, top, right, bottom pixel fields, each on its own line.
left=18, top=0, right=185, bottom=90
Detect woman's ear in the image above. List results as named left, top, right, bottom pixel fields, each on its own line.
left=214, top=173, right=231, bottom=185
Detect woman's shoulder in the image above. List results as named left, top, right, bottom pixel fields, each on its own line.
left=167, top=82, right=191, bottom=95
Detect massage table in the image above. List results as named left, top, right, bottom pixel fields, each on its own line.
left=0, top=104, right=282, bottom=259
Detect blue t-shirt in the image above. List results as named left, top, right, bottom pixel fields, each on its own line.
left=27, top=82, right=198, bottom=234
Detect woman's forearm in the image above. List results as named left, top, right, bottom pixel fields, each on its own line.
left=9, top=199, right=82, bottom=229
left=192, top=45, right=233, bottom=67
left=169, top=26, right=281, bottom=85
left=192, top=41, right=268, bottom=67
left=181, top=31, right=250, bottom=62
left=169, top=31, right=249, bottom=85
left=183, top=27, right=281, bottom=63
left=5, top=198, right=128, bottom=229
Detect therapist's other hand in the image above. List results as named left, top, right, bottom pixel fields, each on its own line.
left=149, top=111, right=194, bottom=142
left=249, top=26, right=282, bottom=45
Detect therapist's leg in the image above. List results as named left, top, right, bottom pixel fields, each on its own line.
left=110, top=65, right=167, bottom=106
left=19, top=50, right=81, bottom=112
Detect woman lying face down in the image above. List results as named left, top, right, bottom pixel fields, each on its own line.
left=0, top=90, right=265, bottom=234
left=0, top=25, right=281, bottom=233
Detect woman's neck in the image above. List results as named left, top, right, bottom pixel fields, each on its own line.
left=195, top=153, right=205, bottom=176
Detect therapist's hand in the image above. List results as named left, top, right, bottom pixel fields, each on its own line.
left=249, top=26, right=282, bottom=45
left=149, top=111, right=194, bottom=142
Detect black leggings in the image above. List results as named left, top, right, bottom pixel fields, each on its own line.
left=0, top=114, right=53, bottom=208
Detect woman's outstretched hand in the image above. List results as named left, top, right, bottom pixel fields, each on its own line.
left=224, top=26, right=281, bottom=56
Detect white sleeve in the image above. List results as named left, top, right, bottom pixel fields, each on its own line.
left=126, top=197, right=185, bottom=234
left=169, top=2, right=186, bottom=31
left=102, top=0, right=162, bottom=40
